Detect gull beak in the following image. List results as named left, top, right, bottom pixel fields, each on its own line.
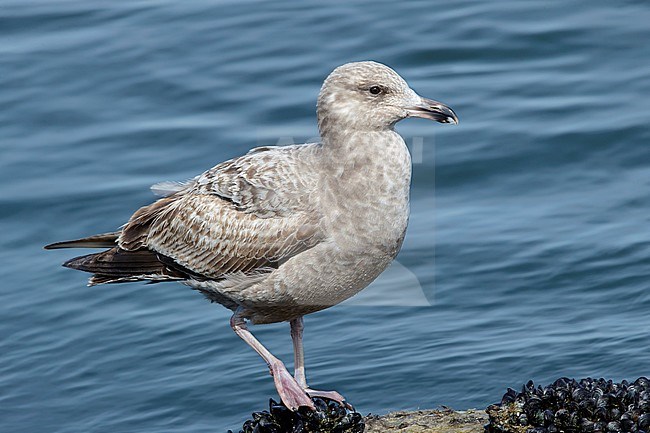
left=406, top=97, right=458, bottom=125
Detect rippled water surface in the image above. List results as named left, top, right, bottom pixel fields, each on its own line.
left=2, top=1, right=650, bottom=431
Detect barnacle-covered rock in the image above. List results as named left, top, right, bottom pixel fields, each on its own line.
left=228, top=397, right=364, bottom=433
left=485, top=377, right=650, bottom=433
left=365, top=407, right=487, bottom=432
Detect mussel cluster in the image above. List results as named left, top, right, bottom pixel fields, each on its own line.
left=486, top=377, right=650, bottom=433
left=228, top=397, right=364, bottom=433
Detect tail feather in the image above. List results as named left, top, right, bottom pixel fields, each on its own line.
left=88, top=273, right=181, bottom=286
left=63, top=248, right=164, bottom=274
left=44, top=232, right=120, bottom=249
left=47, top=231, right=206, bottom=286
left=61, top=247, right=201, bottom=286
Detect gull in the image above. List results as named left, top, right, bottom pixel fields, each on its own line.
left=45, top=61, right=458, bottom=410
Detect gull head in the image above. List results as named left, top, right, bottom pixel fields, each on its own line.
left=317, top=61, right=458, bottom=133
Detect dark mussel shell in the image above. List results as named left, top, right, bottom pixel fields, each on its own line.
left=485, top=377, right=650, bottom=433
left=230, top=397, right=364, bottom=433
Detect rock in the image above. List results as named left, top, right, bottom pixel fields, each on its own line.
left=228, top=399, right=487, bottom=433
left=364, top=408, right=487, bottom=432
left=230, top=376, right=650, bottom=432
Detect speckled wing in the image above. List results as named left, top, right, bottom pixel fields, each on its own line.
left=192, top=144, right=320, bottom=218
left=119, top=144, right=323, bottom=280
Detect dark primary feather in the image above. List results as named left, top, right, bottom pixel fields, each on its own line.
left=45, top=230, right=201, bottom=286
left=44, top=232, right=120, bottom=249
left=62, top=247, right=202, bottom=286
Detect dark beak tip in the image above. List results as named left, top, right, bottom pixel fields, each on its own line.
left=408, top=98, right=458, bottom=125
left=439, top=107, right=459, bottom=125
left=432, top=112, right=459, bottom=125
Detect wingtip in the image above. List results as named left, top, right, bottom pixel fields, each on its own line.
left=42, top=232, right=120, bottom=250
left=44, top=240, right=73, bottom=250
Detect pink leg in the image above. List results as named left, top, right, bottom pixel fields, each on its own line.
left=290, top=316, right=308, bottom=388
left=230, top=312, right=314, bottom=410
left=290, top=317, right=348, bottom=405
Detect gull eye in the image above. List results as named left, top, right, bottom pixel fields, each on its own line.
left=369, top=86, right=382, bottom=95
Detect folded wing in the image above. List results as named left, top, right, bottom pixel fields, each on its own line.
left=48, top=144, right=324, bottom=286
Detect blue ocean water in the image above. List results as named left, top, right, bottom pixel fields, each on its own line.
left=2, top=0, right=650, bottom=431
